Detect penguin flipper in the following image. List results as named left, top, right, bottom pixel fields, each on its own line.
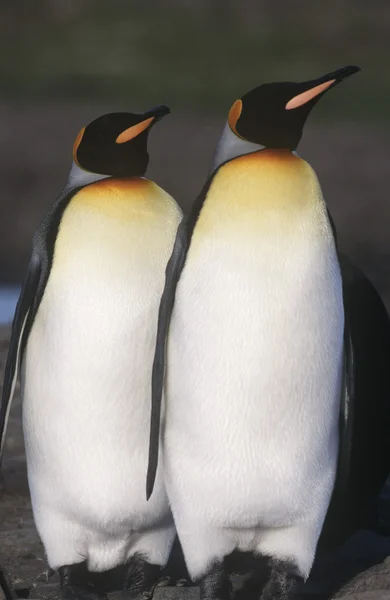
left=337, top=255, right=390, bottom=500
left=147, top=218, right=189, bottom=500
left=326, top=210, right=353, bottom=496
left=314, top=251, right=356, bottom=555
left=319, top=254, right=390, bottom=553
left=0, top=184, right=83, bottom=465
left=336, top=303, right=355, bottom=500
left=0, top=251, right=41, bottom=462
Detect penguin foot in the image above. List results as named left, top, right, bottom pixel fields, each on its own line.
left=232, top=554, right=270, bottom=600
left=122, top=555, right=164, bottom=600
left=258, top=559, right=303, bottom=600
left=198, top=562, right=231, bottom=600
left=59, top=563, right=107, bottom=600
left=175, top=578, right=190, bottom=587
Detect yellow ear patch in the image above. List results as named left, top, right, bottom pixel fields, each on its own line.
left=228, top=99, right=243, bottom=136
left=116, top=116, right=155, bottom=144
left=285, top=79, right=336, bottom=110
left=73, top=126, right=86, bottom=165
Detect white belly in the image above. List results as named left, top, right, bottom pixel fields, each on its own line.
left=22, top=180, right=181, bottom=532
left=165, top=209, right=344, bottom=530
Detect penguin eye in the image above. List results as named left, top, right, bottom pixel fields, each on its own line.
left=227, top=100, right=243, bottom=136
left=116, top=117, right=155, bottom=144
left=285, top=79, right=336, bottom=110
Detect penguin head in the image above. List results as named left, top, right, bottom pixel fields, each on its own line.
left=227, top=65, right=360, bottom=151
left=72, top=105, right=170, bottom=177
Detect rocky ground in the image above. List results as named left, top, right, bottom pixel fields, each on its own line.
left=1, top=324, right=390, bottom=600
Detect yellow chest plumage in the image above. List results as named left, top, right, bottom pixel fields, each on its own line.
left=64, top=176, right=174, bottom=221
left=191, top=149, right=326, bottom=247
left=52, top=177, right=180, bottom=270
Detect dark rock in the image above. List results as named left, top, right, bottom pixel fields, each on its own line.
left=154, top=590, right=199, bottom=600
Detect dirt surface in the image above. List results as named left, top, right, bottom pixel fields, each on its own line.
left=1, top=324, right=390, bottom=600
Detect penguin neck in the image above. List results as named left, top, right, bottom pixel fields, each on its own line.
left=211, top=122, right=264, bottom=173
left=66, top=162, right=111, bottom=190
left=211, top=122, right=300, bottom=174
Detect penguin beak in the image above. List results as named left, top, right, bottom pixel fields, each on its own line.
left=143, top=104, right=171, bottom=124
left=285, top=65, right=361, bottom=110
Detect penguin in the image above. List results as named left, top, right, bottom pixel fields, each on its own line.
left=146, top=66, right=390, bottom=600
left=0, top=106, right=183, bottom=600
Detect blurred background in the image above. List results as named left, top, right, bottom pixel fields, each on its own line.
left=0, top=0, right=390, bottom=319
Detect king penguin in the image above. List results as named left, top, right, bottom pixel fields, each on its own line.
left=146, top=66, right=390, bottom=600
left=0, top=106, right=183, bottom=600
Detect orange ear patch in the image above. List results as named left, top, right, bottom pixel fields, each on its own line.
left=228, top=99, right=243, bottom=135
left=73, top=126, right=86, bottom=165
left=116, top=116, right=155, bottom=144
left=285, top=79, right=336, bottom=110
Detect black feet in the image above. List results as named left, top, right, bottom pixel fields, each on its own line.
left=196, top=555, right=301, bottom=600
left=123, top=555, right=168, bottom=600
left=226, top=552, right=303, bottom=600
left=232, top=553, right=271, bottom=600
left=260, top=559, right=303, bottom=600
left=59, top=562, right=107, bottom=600
left=198, top=562, right=231, bottom=600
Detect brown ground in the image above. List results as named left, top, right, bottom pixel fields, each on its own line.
left=1, top=106, right=390, bottom=599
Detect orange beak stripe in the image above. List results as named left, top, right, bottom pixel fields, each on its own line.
left=285, top=79, right=336, bottom=110
left=116, top=116, right=155, bottom=144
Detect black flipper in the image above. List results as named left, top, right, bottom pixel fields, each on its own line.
left=337, top=308, right=355, bottom=502
left=0, top=252, right=41, bottom=461
left=326, top=208, right=356, bottom=504
left=318, top=216, right=390, bottom=553
left=146, top=166, right=224, bottom=500
left=0, top=185, right=84, bottom=464
left=147, top=219, right=190, bottom=499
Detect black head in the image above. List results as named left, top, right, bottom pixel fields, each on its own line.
left=228, top=66, right=361, bottom=150
left=73, top=105, right=170, bottom=177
